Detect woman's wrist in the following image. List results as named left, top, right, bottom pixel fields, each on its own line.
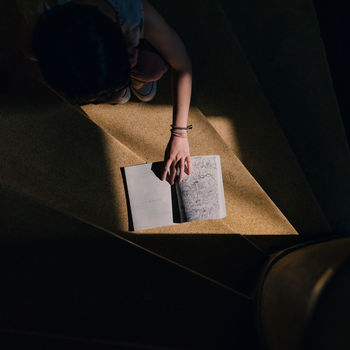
left=171, top=130, right=188, bottom=138
left=170, top=124, right=192, bottom=138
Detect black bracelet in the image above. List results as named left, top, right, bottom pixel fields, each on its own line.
left=171, top=124, right=193, bottom=130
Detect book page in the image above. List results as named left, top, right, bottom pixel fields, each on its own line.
left=123, top=162, right=175, bottom=230
left=176, top=155, right=226, bottom=222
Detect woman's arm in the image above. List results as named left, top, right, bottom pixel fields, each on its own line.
left=141, top=0, right=192, bottom=184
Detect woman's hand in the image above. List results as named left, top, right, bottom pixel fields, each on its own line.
left=161, top=135, right=191, bottom=185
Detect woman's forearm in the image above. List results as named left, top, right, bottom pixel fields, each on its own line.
left=172, top=67, right=192, bottom=128
left=141, top=0, right=192, bottom=128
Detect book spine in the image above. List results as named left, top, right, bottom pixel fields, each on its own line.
left=175, top=182, right=187, bottom=223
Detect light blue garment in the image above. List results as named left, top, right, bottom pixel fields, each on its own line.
left=107, top=0, right=144, bottom=32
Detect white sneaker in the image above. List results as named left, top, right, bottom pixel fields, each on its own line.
left=114, top=87, right=131, bottom=104
left=131, top=81, right=157, bottom=102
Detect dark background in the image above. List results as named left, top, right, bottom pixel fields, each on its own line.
left=314, top=0, right=350, bottom=143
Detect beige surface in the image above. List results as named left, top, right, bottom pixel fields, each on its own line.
left=0, top=86, right=131, bottom=234
left=83, top=101, right=296, bottom=235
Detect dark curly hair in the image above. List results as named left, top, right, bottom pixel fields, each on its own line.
left=32, top=3, right=130, bottom=104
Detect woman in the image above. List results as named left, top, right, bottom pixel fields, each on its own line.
left=17, top=0, right=192, bottom=184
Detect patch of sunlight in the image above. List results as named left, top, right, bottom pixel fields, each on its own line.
left=206, top=115, right=242, bottom=159
left=84, top=102, right=297, bottom=235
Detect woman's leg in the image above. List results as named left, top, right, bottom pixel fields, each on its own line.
left=130, top=39, right=169, bottom=89
left=97, top=40, right=168, bottom=104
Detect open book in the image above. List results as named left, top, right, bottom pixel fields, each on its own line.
left=122, top=155, right=226, bottom=231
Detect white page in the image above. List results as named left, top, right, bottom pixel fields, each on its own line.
left=177, top=155, right=226, bottom=221
left=123, top=162, right=174, bottom=230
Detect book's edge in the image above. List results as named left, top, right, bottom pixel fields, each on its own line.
left=215, top=155, right=227, bottom=218
left=122, top=166, right=136, bottom=231
left=174, top=182, right=187, bottom=223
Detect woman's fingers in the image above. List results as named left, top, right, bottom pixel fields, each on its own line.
left=185, top=156, right=191, bottom=175
left=162, top=158, right=178, bottom=185
left=178, top=158, right=185, bottom=182
left=163, top=156, right=191, bottom=184
left=161, top=158, right=172, bottom=181
left=169, top=160, right=177, bottom=185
